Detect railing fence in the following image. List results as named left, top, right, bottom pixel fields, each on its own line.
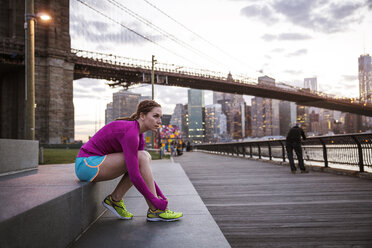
left=195, top=133, right=372, bottom=172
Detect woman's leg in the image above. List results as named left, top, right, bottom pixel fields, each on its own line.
left=94, top=151, right=158, bottom=209
left=93, top=153, right=132, bottom=201
left=138, top=151, right=158, bottom=209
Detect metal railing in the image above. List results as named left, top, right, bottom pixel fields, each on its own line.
left=194, top=133, right=372, bottom=172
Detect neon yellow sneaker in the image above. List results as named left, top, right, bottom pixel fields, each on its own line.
left=147, top=208, right=183, bottom=222
left=102, top=195, right=133, bottom=220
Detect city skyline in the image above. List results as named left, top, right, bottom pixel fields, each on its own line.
left=71, top=0, right=372, bottom=141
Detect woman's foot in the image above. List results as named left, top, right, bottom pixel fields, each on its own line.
left=102, top=195, right=133, bottom=220
left=147, top=208, right=183, bottom=222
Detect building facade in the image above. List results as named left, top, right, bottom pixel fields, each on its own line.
left=204, top=104, right=226, bottom=142
left=187, top=89, right=205, bottom=143
left=304, top=77, right=318, bottom=92
left=279, top=101, right=296, bottom=136
left=359, top=54, right=372, bottom=103
left=251, top=97, right=280, bottom=137
left=105, top=102, right=114, bottom=124
left=170, top=104, right=184, bottom=134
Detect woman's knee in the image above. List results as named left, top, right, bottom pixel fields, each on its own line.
left=138, top=150, right=151, bottom=164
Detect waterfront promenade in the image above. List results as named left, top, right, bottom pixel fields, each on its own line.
left=175, top=152, right=372, bottom=247
left=1, top=151, right=372, bottom=247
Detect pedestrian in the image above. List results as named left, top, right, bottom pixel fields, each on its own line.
left=286, top=123, right=309, bottom=174
left=186, top=141, right=191, bottom=152
left=75, top=100, right=182, bottom=221
left=170, top=141, right=176, bottom=157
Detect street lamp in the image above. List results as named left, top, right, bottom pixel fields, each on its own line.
left=151, top=55, right=157, bottom=148
left=151, top=55, right=157, bottom=100
left=24, top=0, right=51, bottom=140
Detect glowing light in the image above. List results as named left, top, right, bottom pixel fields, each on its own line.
left=37, top=13, right=51, bottom=21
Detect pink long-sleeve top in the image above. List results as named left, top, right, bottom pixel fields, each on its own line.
left=77, top=120, right=168, bottom=210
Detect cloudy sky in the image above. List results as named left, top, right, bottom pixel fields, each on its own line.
left=70, top=0, right=372, bottom=141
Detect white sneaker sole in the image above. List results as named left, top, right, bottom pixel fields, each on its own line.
left=146, top=216, right=182, bottom=222
left=102, top=202, right=132, bottom=220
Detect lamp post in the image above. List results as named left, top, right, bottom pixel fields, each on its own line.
left=151, top=55, right=157, bottom=100
left=151, top=55, right=157, bottom=148
left=24, top=0, right=51, bottom=140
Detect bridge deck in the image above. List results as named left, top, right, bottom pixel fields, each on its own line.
left=175, top=152, right=372, bottom=248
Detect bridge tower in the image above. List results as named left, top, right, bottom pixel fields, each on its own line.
left=0, top=0, right=74, bottom=144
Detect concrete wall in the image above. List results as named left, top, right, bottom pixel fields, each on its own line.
left=0, top=139, right=39, bottom=174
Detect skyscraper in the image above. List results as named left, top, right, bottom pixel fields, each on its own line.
left=304, top=77, right=317, bottom=92
left=170, top=104, right=184, bottom=134
left=213, top=91, right=245, bottom=139
left=105, top=102, right=114, bottom=125
left=251, top=76, right=280, bottom=137
left=112, top=90, right=141, bottom=119
left=359, top=54, right=372, bottom=103
left=105, top=90, right=152, bottom=145
left=251, top=97, right=280, bottom=137
left=358, top=54, right=372, bottom=130
left=188, top=89, right=205, bottom=143
left=279, top=101, right=296, bottom=136
left=204, top=104, right=226, bottom=142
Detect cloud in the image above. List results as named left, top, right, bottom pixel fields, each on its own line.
left=273, top=0, right=365, bottom=33
left=262, top=32, right=312, bottom=41
left=241, top=0, right=368, bottom=33
left=70, top=14, right=162, bottom=46
left=271, top=48, right=285, bottom=53
left=91, top=87, right=107, bottom=92
left=261, top=34, right=276, bottom=42
left=287, top=49, right=307, bottom=57
left=74, top=88, right=88, bottom=93
left=74, top=78, right=102, bottom=87
left=75, top=120, right=95, bottom=126
left=240, top=4, right=279, bottom=25
left=74, top=93, right=98, bottom=99
left=284, top=70, right=303, bottom=75
left=342, top=75, right=358, bottom=81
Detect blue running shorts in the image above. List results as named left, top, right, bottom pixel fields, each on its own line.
left=75, top=155, right=107, bottom=182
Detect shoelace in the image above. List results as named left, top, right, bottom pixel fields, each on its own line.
left=111, top=199, right=127, bottom=210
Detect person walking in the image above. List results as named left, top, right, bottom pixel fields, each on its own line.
left=75, top=100, right=182, bottom=222
left=286, top=123, right=309, bottom=174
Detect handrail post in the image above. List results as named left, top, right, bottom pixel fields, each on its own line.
left=242, top=144, right=246, bottom=157
left=319, top=138, right=328, bottom=168
left=280, top=140, right=286, bottom=162
left=258, top=143, right=261, bottom=159
left=351, top=135, right=364, bottom=172
left=268, top=142, right=272, bottom=160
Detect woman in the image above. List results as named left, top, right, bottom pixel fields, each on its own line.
left=75, top=100, right=182, bottom=222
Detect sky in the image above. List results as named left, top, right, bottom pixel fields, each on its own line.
left=70, top=0, right=372, bottom=141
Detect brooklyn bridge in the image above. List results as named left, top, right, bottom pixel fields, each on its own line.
left=1, top=2, right=371, bottom=144
left=1, top=1, right=372, bottom=248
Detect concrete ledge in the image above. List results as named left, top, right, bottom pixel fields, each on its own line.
left=0, top=139, right=39, bottom=175
left=0, top=163, right=119, bottom=248
left=71, top=160, right=231, bottom=248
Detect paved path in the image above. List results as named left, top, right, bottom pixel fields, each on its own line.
left=175, top=152, right=372, bottom=248
left=71, top=159, right=230, bottom=248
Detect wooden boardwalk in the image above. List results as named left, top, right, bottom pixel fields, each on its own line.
left=174, top=152, right=372, bottom=248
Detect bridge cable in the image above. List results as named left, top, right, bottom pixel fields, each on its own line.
left=75, top=0, right=196, bottom=65
left=105, top=0, right=232, bottom=70
left=141, top=0, right=264, bottom=75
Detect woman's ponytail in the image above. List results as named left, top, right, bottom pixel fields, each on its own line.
left=116, top=112, right=137, bottom=121
left=115, top=100, right=161, bottom=121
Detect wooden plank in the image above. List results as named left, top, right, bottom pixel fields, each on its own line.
left=175, top=152, right=372, bottom=248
